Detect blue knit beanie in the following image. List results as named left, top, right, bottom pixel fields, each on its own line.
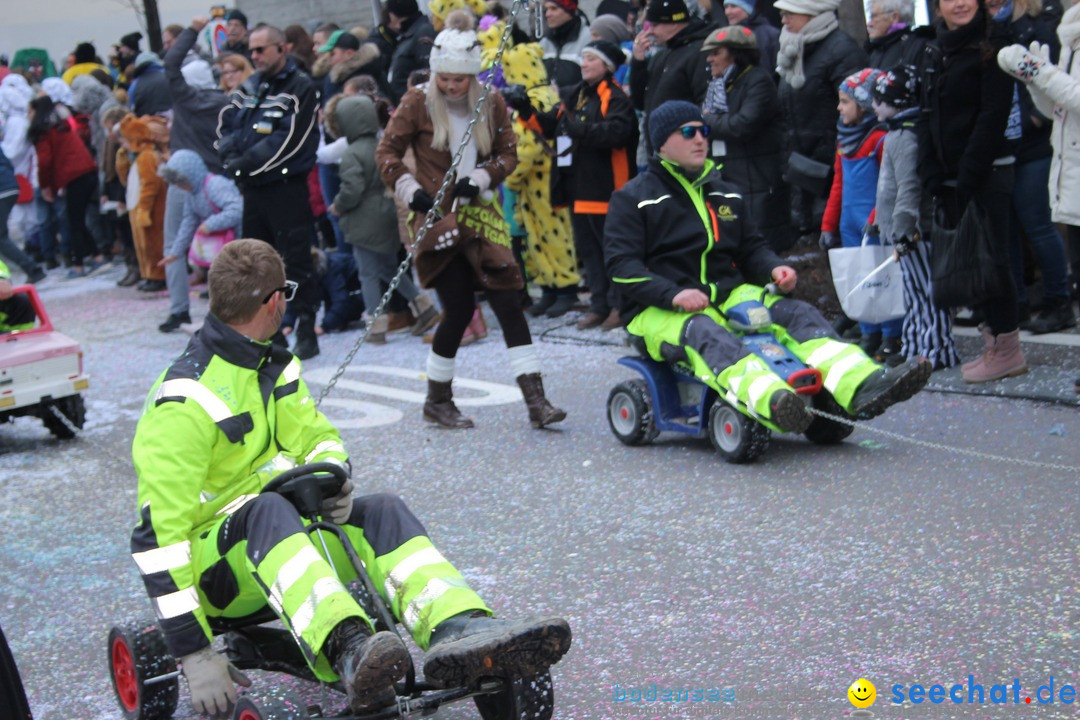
left=648, top=100, right=703, bottom=151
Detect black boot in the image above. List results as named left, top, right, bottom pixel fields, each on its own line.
left=158, top=311, right=192, bottom=333
left=1027, top=299, right=1077, bottom=334
left=545, top=288, right=577, bottom=318
left=325, top=619, right=410, bottom=713
left=423, top=380, right=475, bottom=429
left=527, top=287, right=556, bottom=317
left=293, top=314, right=320, bottom=360
left=849, top=357, right=932, bottom=419
left=423, top=611, right=572, bottom=689
left=768, top=390, right=812, bottom=433
left=516, top=373, right=566, bottom=428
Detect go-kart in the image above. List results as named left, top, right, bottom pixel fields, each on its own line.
left=107, top=463, right=556, bottom=720
left=0, top=284, right=88, bottom=439
left=607, top=285, right=854, bottom=463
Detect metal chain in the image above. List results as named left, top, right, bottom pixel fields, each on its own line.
left=807, top=407, right=1080, bottom=472
left=316, top=0, right=528, bottom=406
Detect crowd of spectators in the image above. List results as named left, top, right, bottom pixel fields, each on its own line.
left=0, top=0, right=1077, bottom=391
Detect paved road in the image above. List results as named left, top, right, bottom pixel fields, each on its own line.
left=1, top=272, right=1077, bottom=719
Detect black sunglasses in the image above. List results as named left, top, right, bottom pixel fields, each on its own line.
left=249, top=44, right=281, bottom=55
left=679, top=125, right=710, bottom=139
left=262, top=280, right=298, bottom=304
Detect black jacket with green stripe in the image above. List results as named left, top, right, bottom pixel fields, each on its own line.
left=129, top=314, right=348, bottom=659
left=603, top=157, right=782, bottom=325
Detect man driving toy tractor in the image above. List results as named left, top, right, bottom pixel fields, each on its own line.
left=129, top=239, right=571, bottom=719
left=604, top=101, right=932, bottom=433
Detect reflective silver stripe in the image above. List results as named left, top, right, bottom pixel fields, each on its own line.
left=282, top=358, right=301, bottom=384
left=157, top=379, right=233, bottom=422
left=383, top=547, right=448, bottom=604
left=403, top=577, right=470, bottom=631
left=806, top=341, right=848, bottom=368
left=269, top=546, right=322, bottom=610
left=153, top=586, right=200, bottom=619
left=637, top=195, right=671, bottom=208
left=746, top=376, right=777, bottom=408
left=725, top=391, right=739, bottom=408
left=304, top=441, right=346, bottom=464
left=133, top=540, right=192, bottom=576
left=708, top=191, right=743, bottom=199
left=216, top=494, right=258, bottom=516
left=824, top=352, right=864, bottom=394
left=255, top=454, right=297, bottom=478
left=290, top=576, right=349, bottom=637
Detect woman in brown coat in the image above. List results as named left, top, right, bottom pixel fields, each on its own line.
left=377, top=9, right=566, bottom=430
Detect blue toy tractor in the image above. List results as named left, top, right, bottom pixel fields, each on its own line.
left=607, top=285, right=854, bottom=463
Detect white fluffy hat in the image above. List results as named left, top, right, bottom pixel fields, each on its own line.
left=429, top=10, right=482, bottom=75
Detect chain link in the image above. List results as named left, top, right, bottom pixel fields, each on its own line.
left=315, top=0, right=528, bottom=405
left=807, top=407, right=1080, bottom=471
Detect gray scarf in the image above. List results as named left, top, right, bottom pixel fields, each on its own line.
left=777, top=11, right=839, bottom=89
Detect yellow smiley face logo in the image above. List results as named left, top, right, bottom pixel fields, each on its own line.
left=848, top=678, right=876, bottom=708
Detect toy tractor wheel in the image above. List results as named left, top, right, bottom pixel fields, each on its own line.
left=107, top=622, right=178, bottom=720
left=233, top=692, right=310, bottom=720
left=607, top=380, right=658, bottom=446
left=43, top=394, right=86, bottom=440
left=708, top=402, right=770, bottom=464
left=803, top=392, right=855, bottom=445
left=475, top=672, right=555, bottom=720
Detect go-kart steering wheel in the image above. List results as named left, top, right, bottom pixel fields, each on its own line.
left=260, top=462, right=348, bottom=520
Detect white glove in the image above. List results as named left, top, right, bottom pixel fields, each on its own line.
left=997, top=44, right=1048, bottom=82
left=181, top=646, right=251, bottom=719
left=1029, top=40, right=1052, bottom=64
left=321, top=476, right=354, bottom=524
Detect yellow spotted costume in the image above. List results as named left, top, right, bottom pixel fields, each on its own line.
left=497, top=43, right=579, bottom=292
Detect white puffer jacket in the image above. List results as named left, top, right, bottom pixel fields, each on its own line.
left=1028, top=4, right=1080, bottom=225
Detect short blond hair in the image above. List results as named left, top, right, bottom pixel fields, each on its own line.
left=208, top=239, right=286, bottom=324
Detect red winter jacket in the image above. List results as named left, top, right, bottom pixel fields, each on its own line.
left=35, top=123, right=97, bottom=194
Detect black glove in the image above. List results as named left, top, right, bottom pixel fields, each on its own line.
left=563, top=114, right=586, bottom=140
left=452, top=178, right=480, bottom=199
left=409, top=189, right=434, bottom=213
left=501, top=84, right=534, bottom=119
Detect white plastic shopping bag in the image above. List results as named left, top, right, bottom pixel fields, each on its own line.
left=828, top=236, right=905, bottom=324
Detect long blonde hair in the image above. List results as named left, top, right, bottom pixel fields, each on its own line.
left=425, top=75, right=496, bottom=157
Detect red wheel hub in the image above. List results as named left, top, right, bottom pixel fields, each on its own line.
left=724, top=422, right=733, bottom=435
left=111, top=637, right=139, bottom=712
left=238, top=710, right=261, bottom=720
left=620, top=408, right=629, bottom=419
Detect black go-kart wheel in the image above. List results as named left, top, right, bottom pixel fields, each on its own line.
left=233, top=692, right=310, bottom=720
left=43, top=394, right=86, bottom=440
left=607, top=380, right=658, bottom=446
left=803, top=391, right=856, bottom=445
left=475, top=672, right=555, bottom=720
left=708, top=402, right=771, bottom=464
left=108, top=622, right=178, bottom=720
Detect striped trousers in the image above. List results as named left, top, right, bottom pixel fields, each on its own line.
left=900, top=242, right=959, bottom=369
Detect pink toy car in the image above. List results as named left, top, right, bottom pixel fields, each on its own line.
left=0, top=285, right=89, bottom=439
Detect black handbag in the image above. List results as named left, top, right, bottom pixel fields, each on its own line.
left=785, top=151, right=833, bottom=198
left=930, top=198, right=1003, bottom=308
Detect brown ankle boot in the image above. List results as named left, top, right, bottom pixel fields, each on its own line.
left=962, top=328, right=1027, bottom=383
left=423, top=380, right=475, bottom=428
left=516, top=373, right=567, bottom=428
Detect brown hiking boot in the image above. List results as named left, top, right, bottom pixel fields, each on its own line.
left=516, top=373, right=566, bottom=428
left=768, top=390, right=813, bottom=433
left=850, top=357, right=932, bottom=418
left=423, top=380, right=475, bottom=428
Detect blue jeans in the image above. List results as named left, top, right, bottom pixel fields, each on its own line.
left=35, top=189, right=69, bottom=262
left=1009, top=155, right=1070, bottom=303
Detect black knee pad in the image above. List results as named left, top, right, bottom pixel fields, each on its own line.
left=351, top=493, right=428, bottom=556
left=683, top=314, right=749, bottom=372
